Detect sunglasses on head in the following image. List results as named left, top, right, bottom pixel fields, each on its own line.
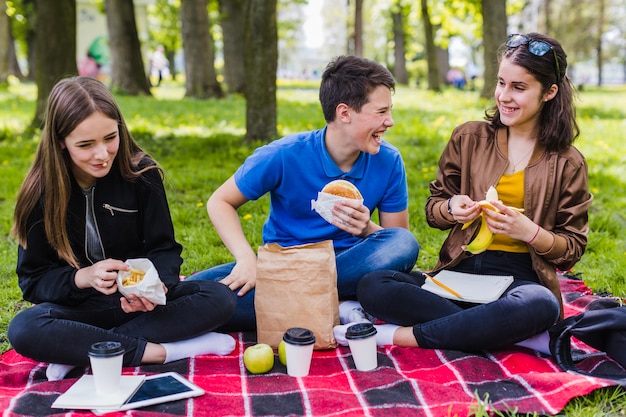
left=506, top=34, right=561, bottom=83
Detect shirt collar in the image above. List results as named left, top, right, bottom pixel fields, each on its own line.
left=319, top=127, right=367, bottom=180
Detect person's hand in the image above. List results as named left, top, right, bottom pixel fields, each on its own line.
left=220, top=257, right=257, bottom=297
left=447, top=195, right=480, bottom=224
left=120, top=284, right=168, bottom=313
left=332, top=199, right=372, bottom=237
left=483, top=200, right=536, bottom=240
left=75, top=258, right=128, bottom=295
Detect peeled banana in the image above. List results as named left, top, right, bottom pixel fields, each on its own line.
left=461, top=212, right=494, bottom=254
left=460, top=186, right=523, bottom=254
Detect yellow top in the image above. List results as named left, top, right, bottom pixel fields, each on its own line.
left=488, top=170, right=528, bottom=253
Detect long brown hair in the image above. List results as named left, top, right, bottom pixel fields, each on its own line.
left=485, top=33, right=579, bottom=152
left=12, top=76, right=159, bottom=268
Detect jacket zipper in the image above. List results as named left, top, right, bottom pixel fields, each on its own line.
left=103, top=203, right=139, bottom=216
left=85, top=186, right=107, bottom=263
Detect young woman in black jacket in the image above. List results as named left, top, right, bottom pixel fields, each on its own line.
left=8, top=76, right=236, bottom=380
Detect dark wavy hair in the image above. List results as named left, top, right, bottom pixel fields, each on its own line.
left=485, top=33, right=579, bottom=152
left=319, top=55, right=395, bottom=123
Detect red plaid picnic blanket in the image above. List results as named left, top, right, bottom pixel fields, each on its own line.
left=1, top=275, right=623, bottom=417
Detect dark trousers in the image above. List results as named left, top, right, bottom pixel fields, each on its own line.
left=8, top=280, right=235, bottom=367
left=358, top=251, right=560, bottom=351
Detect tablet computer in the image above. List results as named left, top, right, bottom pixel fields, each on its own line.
left=93, top=371, right=204, bottom=413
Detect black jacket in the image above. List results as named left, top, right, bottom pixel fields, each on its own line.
left=16, top=162, right=183, bottom=305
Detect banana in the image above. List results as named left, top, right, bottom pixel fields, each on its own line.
left=459, top=186, right=524, bottom=254
left=461, top=213, right=494, bottom=254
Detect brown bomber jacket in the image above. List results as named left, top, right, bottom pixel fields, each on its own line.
left=425, top=121, right=593, bottom=319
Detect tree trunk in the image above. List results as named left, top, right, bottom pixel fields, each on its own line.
left=391, top=4, right=408, bottom=85
left=8, top=21, right=25, bottom=80
left=244, top=0, right=277, bottom=142
left=180, top=0, right=224, bottom=99
left=105, top=0, right=151, bottom=95
left=480, top=0, right=507, bottom=99
left=32, top=0, right=76, bottom=128
left=353, top=0, right=363, bottom=56
left=0, top=0, right=10, bottom=86
left=421, top=0, right=440, bottom=91
left=218, top=0, right=246, bottom=95
left=24, top=0, right=35, bottom=81
left=544, top=0, right=552, bottom=34
left=596, top=0, right=605, bottom=86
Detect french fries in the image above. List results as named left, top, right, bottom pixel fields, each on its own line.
left=122, top=267, right=146, bottom=287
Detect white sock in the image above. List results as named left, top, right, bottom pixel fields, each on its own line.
left=162, top=332, right=236, bottom=364
left=46, top=363, right=78, bottom=381
left=514, top=331, right=551, bottom=355
left=374, top=324, right=400, bottom=346
left=333, top=322, right=400, bottom=347
left=338, top=300, right=375, bottom=325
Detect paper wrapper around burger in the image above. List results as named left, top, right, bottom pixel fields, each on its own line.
left=311, top=192, right=364, bottom=225
left=117, top=258, right=166, bottom=305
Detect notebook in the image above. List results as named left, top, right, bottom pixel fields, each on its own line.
left=51, top=374, right=145, bottom=410
left=422, top=270, right=514, bottom=304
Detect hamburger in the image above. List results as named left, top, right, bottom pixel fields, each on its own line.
left=321, top=179, right=362, bottom=200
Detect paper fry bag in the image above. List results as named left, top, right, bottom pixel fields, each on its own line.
left=117, top=258, right=166, bottom=305
left=255, top=240, right=339, bottom=350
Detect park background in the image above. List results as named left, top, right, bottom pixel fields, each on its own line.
left=1, top=0, right=626, bottom=415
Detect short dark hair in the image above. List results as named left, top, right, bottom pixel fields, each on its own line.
left=319, top=56, right=395, bottom=123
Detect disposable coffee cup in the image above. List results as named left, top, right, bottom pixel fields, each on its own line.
left=88, top=341, right=125, bottom=396
left=283, top=327, right=316, bottom=377
left=346, top=323, right=378, bottom=371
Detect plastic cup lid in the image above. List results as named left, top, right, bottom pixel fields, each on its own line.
left=346, top=323, right=377, bottom=339
left=88, top=341, right=125, bottom=357
left=283, top=327, right=316, bottom=345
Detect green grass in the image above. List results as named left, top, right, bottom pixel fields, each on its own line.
left=1, top=79, right=626, bottom=415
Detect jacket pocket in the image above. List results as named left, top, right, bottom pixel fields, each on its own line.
left=103, top=203, right=139, bottom=216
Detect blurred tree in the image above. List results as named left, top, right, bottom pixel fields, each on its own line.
left=0, top=0, right=9, bottom=87
left=595, top=0, right=605, bottom=86
left=390, top=0, right=409, bottom=84
left=147, top=0, right=181, bottom=80
left=32, top=0, right=76, bottom=128
left=180, top=0, right=223, bottom=98
left=421, top=0, right=441, bottom=91
left=479, top=0, right=506, bottom=98
left=244, top=0, right=277, bottom=142
left=6, top=0, right=35, bottom=80
left=218, top=0, right=245, bottom=94
left=350, top=0, right=364, bottom=56
left=106, top=0, right=152, bottom=95
left=7, top=19, right=25, bottom=80
left=543, top=0, right=624, bottom=87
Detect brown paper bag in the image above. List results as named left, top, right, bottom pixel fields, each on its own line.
left=255, top=240, right=339, bottom=350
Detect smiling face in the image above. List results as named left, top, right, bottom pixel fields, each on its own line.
left=495, top=57, right=557, bottom=134
left=346, top=85, right=394, bottom=155
left=62, top=111, right=119, bottom=189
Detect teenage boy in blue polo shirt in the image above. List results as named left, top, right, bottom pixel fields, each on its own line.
left=189, top=55, right=419, bottom=331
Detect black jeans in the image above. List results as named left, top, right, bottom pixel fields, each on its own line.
left=358, top=251, right=560, bottom=351
left=8, top=280, right=235, bottom=367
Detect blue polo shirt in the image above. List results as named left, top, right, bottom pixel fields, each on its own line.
left=234, top=127, right=408, bottom=250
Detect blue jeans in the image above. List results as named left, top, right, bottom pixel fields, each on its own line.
left=188, top=227, right=419, bottom=331
left=7, top=280, right=236, bottom=367
left=357, top=251, right=560, bottom=351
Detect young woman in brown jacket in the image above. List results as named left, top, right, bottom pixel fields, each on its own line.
left=335, top=33, right=592, bottom=353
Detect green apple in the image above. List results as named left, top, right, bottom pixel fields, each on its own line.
left=278, top=340, right=287, bottom=366
left=243, top=343, right=274, bottom=374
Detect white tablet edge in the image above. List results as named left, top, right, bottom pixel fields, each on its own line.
left=92, top=371, right=204, bottom=414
